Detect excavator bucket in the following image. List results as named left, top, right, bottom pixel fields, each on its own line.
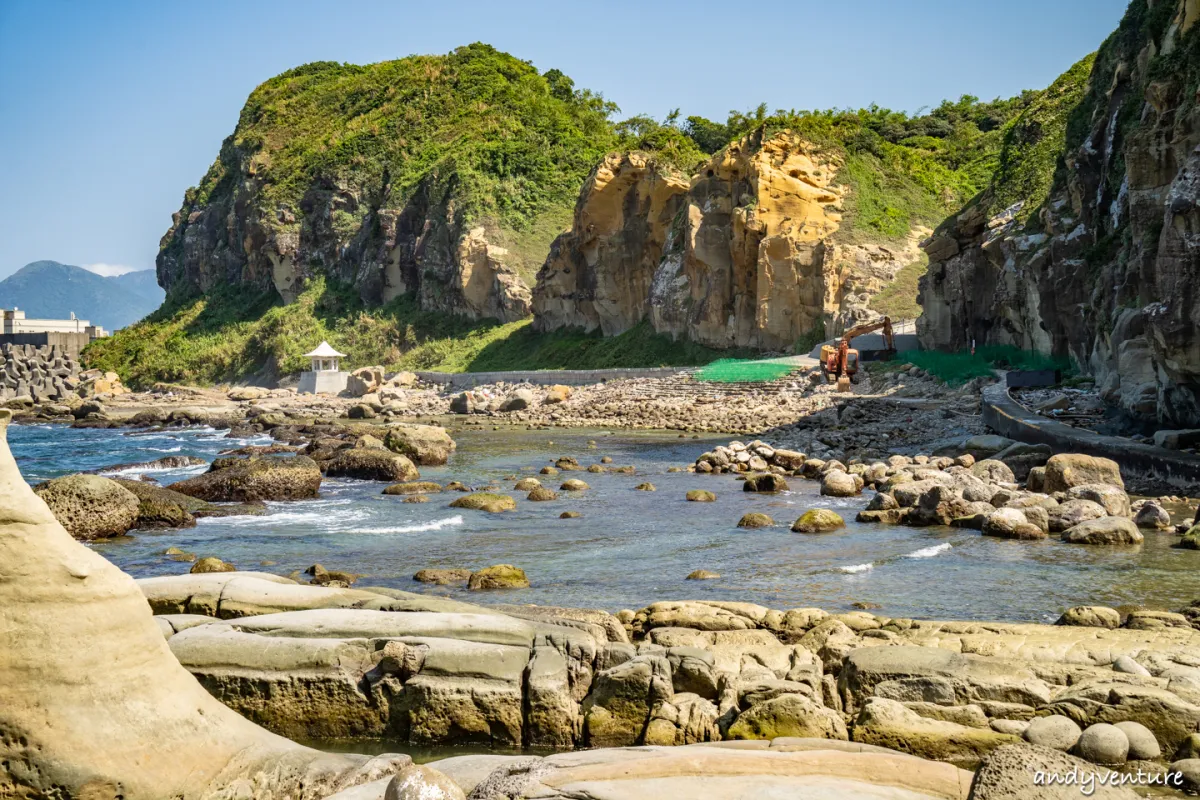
left=836, top=375, right=851, bottom=392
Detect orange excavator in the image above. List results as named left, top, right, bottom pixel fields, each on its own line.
left=821, top=317, right=895, bottom=392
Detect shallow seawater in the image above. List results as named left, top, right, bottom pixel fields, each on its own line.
left=10, top=422, right=1199, bottom=623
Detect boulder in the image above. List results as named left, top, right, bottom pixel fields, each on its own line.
left=852, top=698, right=1019, bottom=764
left=560, top=479, right=590, bottom=491
left=1061, top=517, right=1143, bottom=545
left=32, top=474, right=140, bottom=540
left=1065, top=484, right=1130, bottom=517
left=1113, top=721, right=1160, bottom=761
left=962, top=435, right=1015, bottom=460
left=1048, top=499, right=1108, bottom=532
left=449, top=493, right=516, bottom=512
left=737, top=513, right=775, bottom=528
left=820, top=469, right=861, bottom=497
left=527, top=487, right=558, bottom=501
left=727, top=694, right=848, bottom=741
left=1043, top=454, right=1124, bottom=493
left=743, top=473, right=789, bottom=492
left=467, top=565, right=529, bottom=590
left=1055, top=606, right=1120, bottom=628
left=1074, top=723, right=1128, bottom=765
left=685, top=570, right=720, bottom=580
left=970, top=460, right=1015, bottom=484
left=634, top=482, right=656, bottom=491
left=326, top=449, right=421, bottom=482
left=544, top=385, right=571, bottom=404
left=981, top=508, right=1045, bottom=540
left=686, top=489, right=715, bottom=502
left=499, top=389, right=535, bottom=412
left=384, top=764, right=465, bottom=800
left=384, top=424, right=455, bottom=466
left=791, top=509, right=845, bottom=533
left=413, top=569, right=472, bottom=585
left=191, top=556, right=236, bottom=574
left=171, top=455, right=322, bottom=502
left=581, top=654, right=672, bottom=747
left=1133, top=502, right=1171, bottom=530
left=449, top=392, right=475, bottom=414
left=513, top=477, right=541, bottom=491
left=1023, top=715, right=1081, bottom=752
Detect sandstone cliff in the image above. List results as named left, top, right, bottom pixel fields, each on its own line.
left=156, top=46, right=617, bottom=324
left=534, top=131, right=933, bottom=350
left=919, top=0, right=1200, bottom=425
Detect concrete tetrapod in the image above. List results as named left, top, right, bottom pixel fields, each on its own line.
left=0, top=409, right=409, bottom=799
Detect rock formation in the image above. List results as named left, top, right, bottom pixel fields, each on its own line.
left=0, top=409, right=406, bottom=799
left=919, top=0, right=1200, bottom=425
left=535, top=131, right=928, bottom=350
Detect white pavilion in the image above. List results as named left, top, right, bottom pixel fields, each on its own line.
left=297, top=341, right=348, bottom=395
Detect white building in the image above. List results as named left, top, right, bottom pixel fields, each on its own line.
left=297, top=341, right=348, bottom=395
left=1, top=308, right=107, bottom=339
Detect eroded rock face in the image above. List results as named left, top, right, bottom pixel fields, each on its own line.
left=534, top=132, right=926, bottom=349
left=919, top=7, right=1200, bottom=425
left=534, top=152, right=690, bottom=336
left=159, top=161, right=532, bottom=323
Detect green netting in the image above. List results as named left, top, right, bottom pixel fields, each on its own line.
left=693, top=359, right=795, bottom=383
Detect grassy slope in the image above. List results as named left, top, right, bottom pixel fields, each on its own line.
left=84, top=277, right=741, bottom=386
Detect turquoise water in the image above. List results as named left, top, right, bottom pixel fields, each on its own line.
left=10, top=422, right=1199, bottom=623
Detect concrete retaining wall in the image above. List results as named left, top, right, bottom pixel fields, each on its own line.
left=982, top=382, right=1200, bottom=489
left=414, top=366, right=693, bottom=390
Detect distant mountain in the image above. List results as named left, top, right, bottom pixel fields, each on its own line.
left=0, top=261, right=164, bottom=331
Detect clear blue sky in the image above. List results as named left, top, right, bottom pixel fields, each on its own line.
left=0, top=0, right=1128, bottom=279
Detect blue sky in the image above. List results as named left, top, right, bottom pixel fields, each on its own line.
left=0, top=0, right=1128, bottom=279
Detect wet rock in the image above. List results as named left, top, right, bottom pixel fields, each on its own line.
left=982, top=508, right=1045, bottom=540
left=383, top=424, right=455, bottom=466
left=791, top=509, right=844, bottom=533
left=1061, top=517, right=1143, bottom=545
left=560, top=479, right=589, bottom=491
left=467, top=565, right=529, bottom=590
left=413, top=569, right=472, bottom=585
left=685, top=570, right=720, bottom=580
left=171, top=455, right=322, bottom=502
left=449, top=493, right=516, bottom=512
left=32, top=474, right=140, bottom=540
left=526, top=487, right=558, bottom=501
left=743, top=473, right=788, bottom=492
left=559, top=511, right=581, bottom=519
left=686, top=489, right=715, bottom=502
left=191, top=557, right=236, bottom=574
left=634, top=482, right=656, bottom=491
left=737, top=513, right=774, bottom=528
left=405, top=495, right=429, bottom=503
left=1133, top=502, right=1171, bottom=530
left=383, top=481, right=443, bottom=495
left=820, top=470, right=861, bottom=497
left=326, top=449, right=420, bottom=482
left=1049, top=499, right=1109, bottom=532
left=513, top=478, right=541, bottom=491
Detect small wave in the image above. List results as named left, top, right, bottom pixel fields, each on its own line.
left=904, top=543, right=951, bottom=559
left=840, top=562, right=873, bottom=574
left=356, top=515, right=465, bottom=534
left=147, top=446, right=184, bottom=453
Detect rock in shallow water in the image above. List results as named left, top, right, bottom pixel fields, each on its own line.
left=32, top=473, right=140, bottom=540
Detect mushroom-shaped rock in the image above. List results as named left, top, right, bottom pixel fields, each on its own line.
left=449, top=492, right=517, bottom=512
left=0, top=409, right=407, bottom=798
left=791, top=509, right=845, bottom=533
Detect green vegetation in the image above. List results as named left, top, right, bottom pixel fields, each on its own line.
left=870, top=254, right=929, bottom=320
left=681, top=95, right=1038, bottom=243
left=693, top=359, right=796, bottom=383
left=987, top=54, right=1095, bottom=220
left=83, top=277, right=735, bottom=386
left=873, top=345, right=1073, bottom=386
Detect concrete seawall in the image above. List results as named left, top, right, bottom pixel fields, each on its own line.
left=982, top=382, right=1200, bottom=489
left=414, top=366, right=694, bottom=390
